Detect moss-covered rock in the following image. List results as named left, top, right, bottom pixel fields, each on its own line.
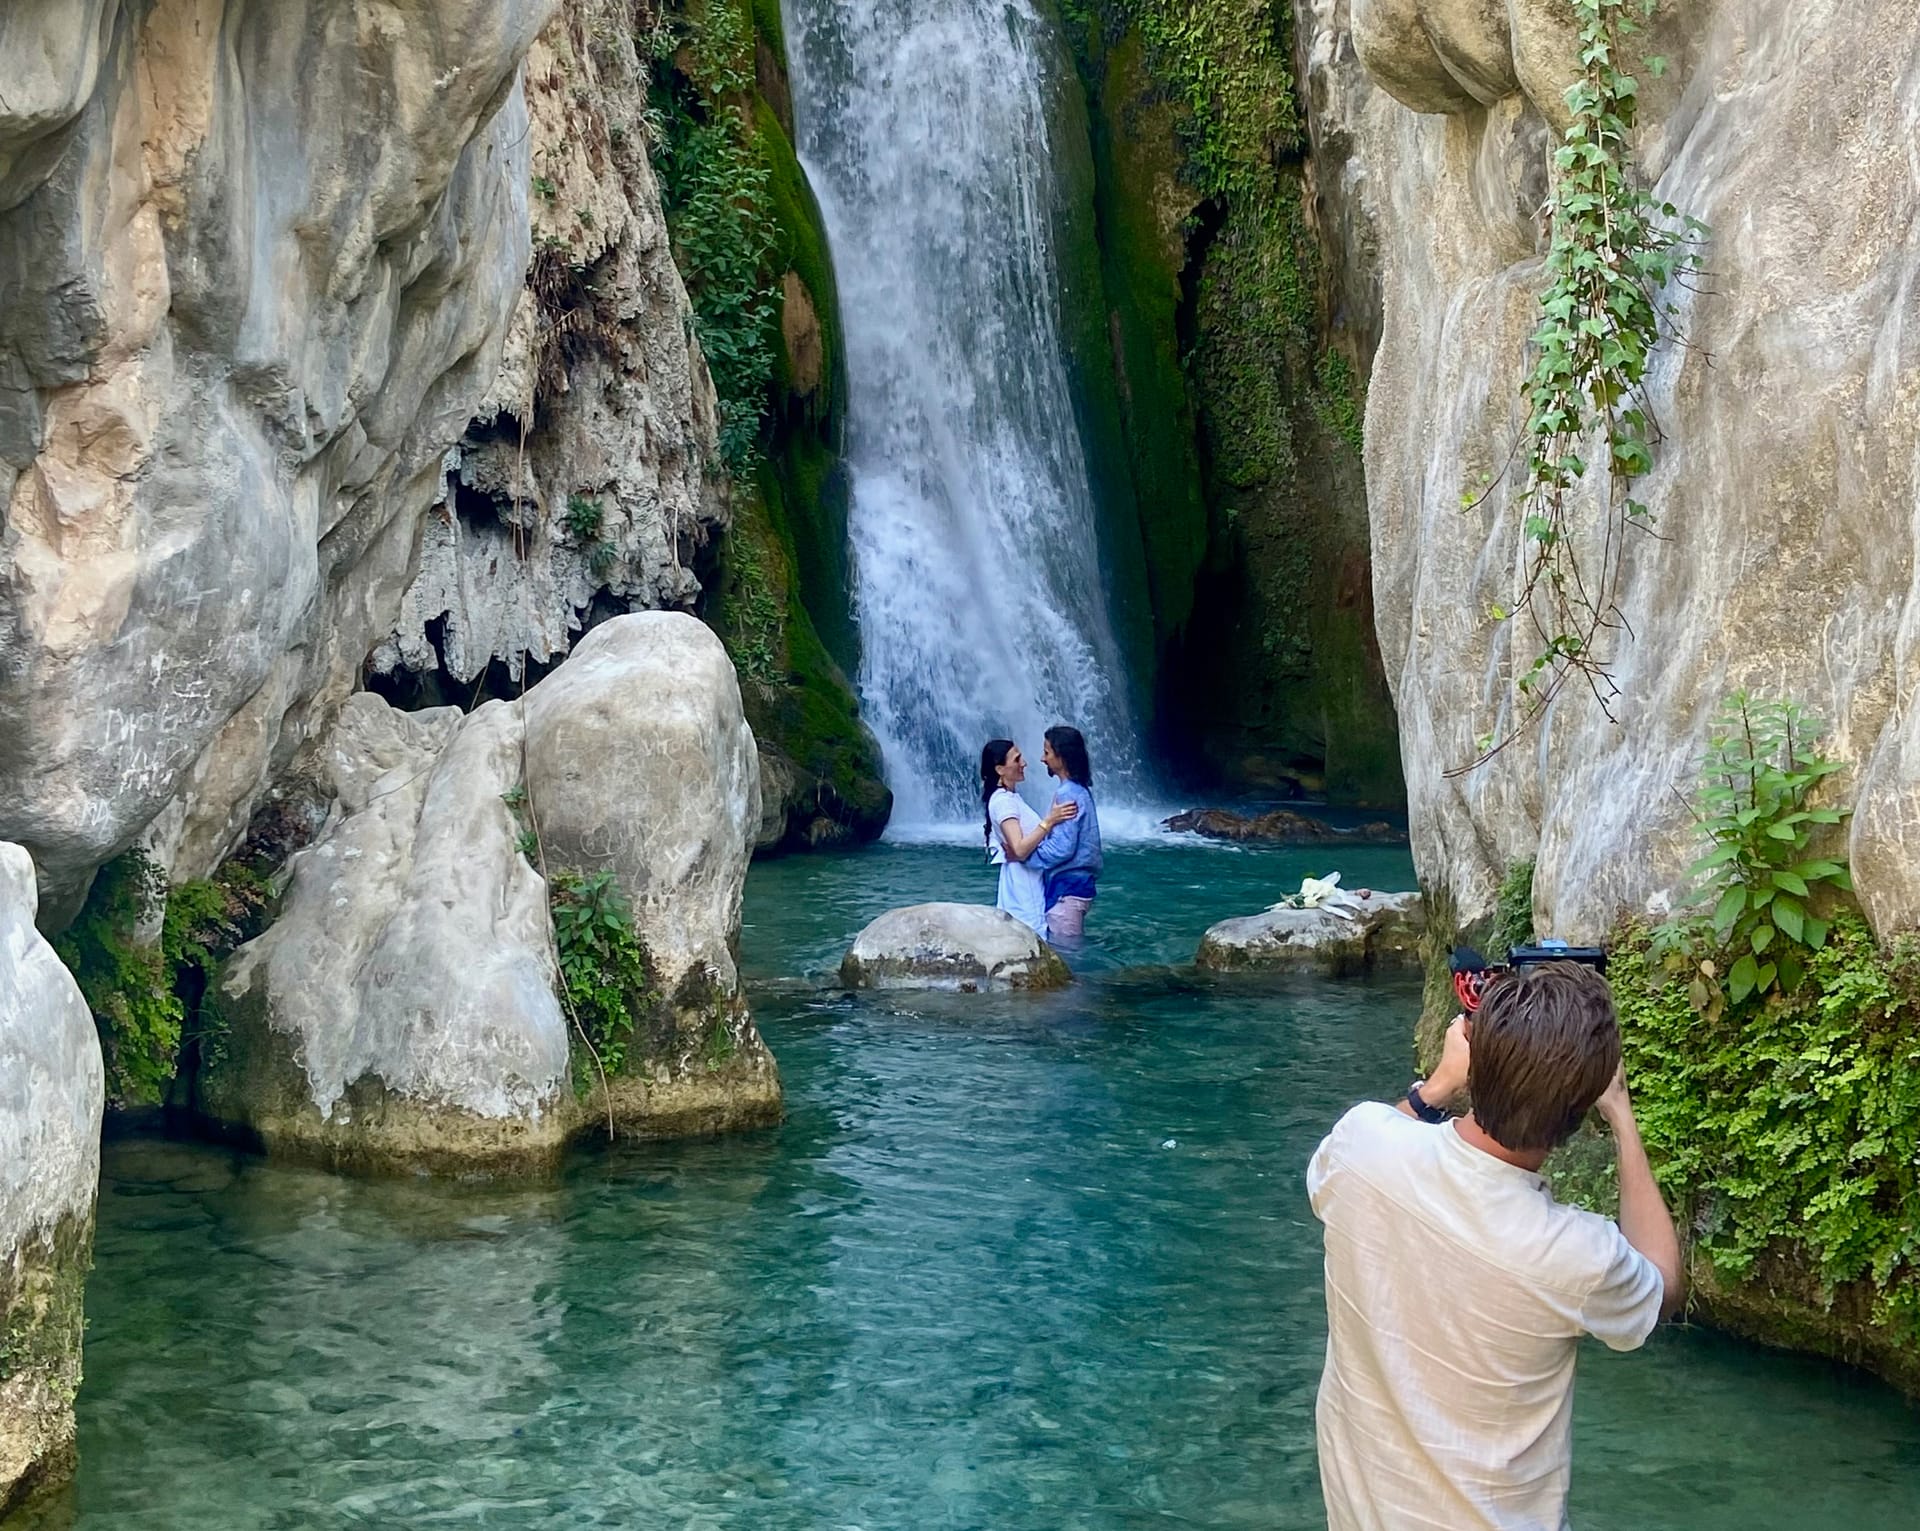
left=654, top=0, right=889, bottom=848
left=0, top=1213, right=91, bottom=1519
left=712, top=473, right=891, bottom=851
left=1057, top=1, right=1404, bottom=807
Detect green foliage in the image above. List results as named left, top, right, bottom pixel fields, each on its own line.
left=532, top=175, right=557, bottom=201
left=1192, top=189, right=1314, bottom=491
left=1064, top=0, right=1301, bottom=203
left=714, top=496, right=785, bottom=685
left=1493, top=859, right=1536, bottom=958
left=1611, top=916, right=1920, bottom=1337
left=647, top=0, right=780, bottom=469
left=702, top=1012, right=739, bottom=1070
left=548, top=868, right=660, bottom=1092
left=564, top=493, right=604, bottom=540
left=55, top=851, right=178, bottom=1108
left=1652, top=695, right=1853, bottom=1011
left=54, top=851, right=271, bottom=1106
left=563, top=492, right=618, bottom=577
left=1310, top=349, right=1366, bottom=458
left=1463, top=0, right=1707, bottom=768
left=163, top=865, right=272, bottom=976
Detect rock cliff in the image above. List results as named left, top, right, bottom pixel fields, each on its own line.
left=1304, top=0, right=1920, bottom=939
left=367, top=0, right=728, bottom=707
left=0, top=0, right=556, bottom=917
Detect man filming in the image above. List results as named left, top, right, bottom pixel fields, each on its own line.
left=1307, top=958, right=1684, bottom=1530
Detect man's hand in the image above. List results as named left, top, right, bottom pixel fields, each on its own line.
left=1424, top=1014, right=1472, bottom=1107
left=1595, top=1064, right=1633, bottom=1131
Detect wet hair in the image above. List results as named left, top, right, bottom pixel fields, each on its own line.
left=1044, top=725, right=1093, bottom=789
left=980, top=739, right=1016, bottom=847
left=1468, top=961, right=1620, bottom=1152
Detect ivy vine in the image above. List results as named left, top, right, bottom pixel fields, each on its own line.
left=1456, top=0, right=1707, bottom=774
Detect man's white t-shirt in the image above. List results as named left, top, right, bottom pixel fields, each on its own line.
left=987, top=787, right=1047, bottom=936
left=1307, top=1103, right=1663, bottom=1531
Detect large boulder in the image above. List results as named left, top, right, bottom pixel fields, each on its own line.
left=204, top=614, right=779, bottom=1175
left=0, top=843, right=104, bottom=1509
left=1196, top=891, right=1425, bottom=976
left=840, top=904, right=1073, bottom=992
left=522, top=613, right=759, bottom=997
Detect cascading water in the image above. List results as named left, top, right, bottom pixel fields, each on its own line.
left=782, top=0, right=1150, bottom=834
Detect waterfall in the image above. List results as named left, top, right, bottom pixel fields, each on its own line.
left=782, top=0, right=1150, bottom=835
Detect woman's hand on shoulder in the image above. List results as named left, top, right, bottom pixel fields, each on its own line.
left=1042, top=800, right=1080, bottom=830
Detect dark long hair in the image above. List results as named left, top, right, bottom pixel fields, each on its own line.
left=1044, top=725, right=1093, bottom=789
left=980, top=739, right=1015, bottom=847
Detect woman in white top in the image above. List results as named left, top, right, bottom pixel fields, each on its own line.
left=979, top=738, right=1078, bottom=937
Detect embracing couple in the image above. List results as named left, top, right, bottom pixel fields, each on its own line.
left=979, top=726, right=1103, bottom=944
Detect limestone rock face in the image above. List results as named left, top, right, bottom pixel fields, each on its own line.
left=0, top=843, right=104, bottom=1506
left=1196, top=891, right=1425, bottom=975
left=369, top=0, right=728, bottom=702
left=840, top=904, right=1074, bottom=992
left=0, top=0, right=556, bottom=912
left=1305, top=0, right=1920, bottom=939
left=205, top=614, right=778, bottom=1173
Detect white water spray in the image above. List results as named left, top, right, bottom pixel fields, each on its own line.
left=781, top=0, right=1151, bottom=835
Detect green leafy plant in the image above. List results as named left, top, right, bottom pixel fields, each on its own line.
left=1493, top=859, right=1536, bottom=958
left=646, top=0, right=781, bottom=469
left=564, top=492, right=605, bottom=540
left=714, top=516, right=784, bottom=685
left=1610, top=917, right=1920, bottom=1338
left=532, top=174, right=558, bottom=201
left=53, top=851, right=272, bottom=1106
left=54, top=851, right=179, bottom=1108
left=1653, top=695, right=1852, bottom=1010
left=702, top=1011, right=739, bottom=1071
left=1456, top=0, right=1707, bottom=772
left=548, top=868, right=659, bottom=1091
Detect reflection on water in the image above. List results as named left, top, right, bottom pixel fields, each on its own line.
left=32, top=845, right=1920, bottom=1528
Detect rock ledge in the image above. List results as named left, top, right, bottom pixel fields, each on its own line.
left=1197, top=891, right=1425, bottom=976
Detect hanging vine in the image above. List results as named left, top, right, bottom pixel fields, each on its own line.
left=1451, top=0, right=1707, bottom=776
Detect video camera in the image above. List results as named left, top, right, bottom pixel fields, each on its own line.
left=1449, top=939, right=1607, bottom=1014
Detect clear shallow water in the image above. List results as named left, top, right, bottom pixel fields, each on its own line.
left=35, top=844, right=1920, bottom=1528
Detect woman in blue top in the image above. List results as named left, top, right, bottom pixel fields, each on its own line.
left=1030, top=725, right=1102, bottom=942
left=981, top=740, right=1079, bottom=936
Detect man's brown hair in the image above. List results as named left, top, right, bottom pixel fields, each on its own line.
left=1470, top=961, right=1620, bottom=1152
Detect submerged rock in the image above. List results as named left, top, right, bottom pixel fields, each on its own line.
left=1196, top=891, right=1425, bottom=976
left=0, top=843, right=104, bottom=1507
left=204, top=614, right=779, bottom=1175
left=840, top=904, right=1073, bottom=992
left=1163, top=808, right=1405, bottom=845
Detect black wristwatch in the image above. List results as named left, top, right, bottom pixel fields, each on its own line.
left=1406, top=1080, right=1449, bottom=1124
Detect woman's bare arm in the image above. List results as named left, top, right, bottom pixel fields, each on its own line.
left=1000, top=800, right=1076, bottom=861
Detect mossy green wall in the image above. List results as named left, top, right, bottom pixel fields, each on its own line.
left=654, top=0, right=889, bottom=846
left=1055, top=0, right=1404, bottom=806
